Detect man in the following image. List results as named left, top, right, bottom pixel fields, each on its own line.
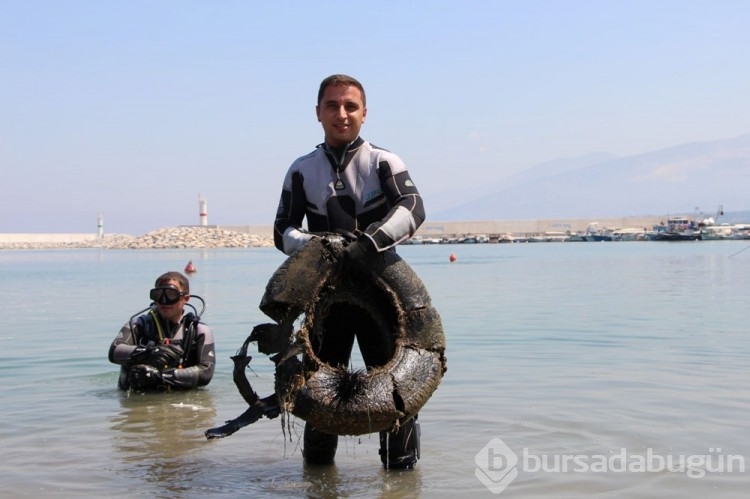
left=109, top=271, right=215, bottom=391
left=273, top=74, right=425, bottom=469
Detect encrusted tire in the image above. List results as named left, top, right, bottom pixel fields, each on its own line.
left=260, top=236, right=446, bottom=436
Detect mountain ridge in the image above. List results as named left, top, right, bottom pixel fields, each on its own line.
left=432, top=133, right=750, bottom=221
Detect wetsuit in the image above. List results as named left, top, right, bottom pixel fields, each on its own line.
left=109, top=309, right=216, bottom=390
left=274, top=137, right=424, bottom=468
left=274, top=137, right=425, bottom=256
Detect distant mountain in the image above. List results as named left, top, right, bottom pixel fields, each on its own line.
left=719, top=210, right=750, bottom=225
left=433, top=133, right=750, bottom=221
left=428, top=152, right=617, bottom=214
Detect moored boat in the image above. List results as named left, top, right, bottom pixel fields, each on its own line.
left=583, top=223, right=612, bottom=241
left=731, top=224, right=750, bottom=239
left=650, top=217, right=701, bottom=241
left=700, top=224, right=734, bottom=240
left=651, top=206, right=726, bottom=241
left=611, top=227, right=648, bottom=241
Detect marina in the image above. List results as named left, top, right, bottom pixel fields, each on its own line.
left=404, top=223, right=750, bottom=245
left=406, top=209, right=750, bottom=244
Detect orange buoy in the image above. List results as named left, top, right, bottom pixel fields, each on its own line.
left=449, top=253, right=457, bottom=262
left=184, top=260, right=196, bottom=273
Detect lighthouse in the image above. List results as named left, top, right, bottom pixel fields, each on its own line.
left=198, top=195, right=208, bottom=226
left=97, top=214, right=104, bottom=238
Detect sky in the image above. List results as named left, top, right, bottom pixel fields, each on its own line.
left=2, top=0, right=749, bottom=234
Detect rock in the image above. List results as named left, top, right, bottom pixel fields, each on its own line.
left=0, top=227, right=274, bottom=250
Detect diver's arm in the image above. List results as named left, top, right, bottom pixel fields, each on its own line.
left=350, top=156, right=425, bottom=256
left=273, top=167, right=315, bottom=255
left=109, top=322, right=142, bottom=364
left=165, top=324, right=216, bottom=388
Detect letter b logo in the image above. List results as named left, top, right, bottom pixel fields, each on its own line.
left=475, top=438, right=519, bottom=494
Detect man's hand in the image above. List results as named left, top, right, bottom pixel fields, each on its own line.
left=127, top=364, right=164, bottom=388
left=129, top=343, right=183, bottom=369
left=129, top=344, right=154, bottom=363
left=343, top=240, right=367, bottom=262
left=340, top=238, right=377, bottom=273
left=149, top=344, right=184, bottom=369
left=160, top=368, right=177, bottom=386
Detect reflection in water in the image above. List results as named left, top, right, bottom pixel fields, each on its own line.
left=374, top=465, right=423, bottom=499
left=299, top=459, right=424, bottom=499
left=302, top=462, right=343, bottom=498
left=110, top=389, right=216, bottom=495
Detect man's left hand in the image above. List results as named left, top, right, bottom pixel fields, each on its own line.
left=340, top=238, right=378, bottom=274
left=128, top=364, right=164, bottom=388
left=343, top=240, right=367, bottom=262
left=160, top=368, right=177, bottom=386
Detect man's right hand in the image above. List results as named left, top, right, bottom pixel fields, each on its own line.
left=149, top=344, right=184, bottom=369
left=129, top=343, right=183, bottom=369
left=129, top=344, right=154, bottom=363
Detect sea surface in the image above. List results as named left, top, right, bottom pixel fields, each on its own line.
left=1, top=241, right=749, bottom=498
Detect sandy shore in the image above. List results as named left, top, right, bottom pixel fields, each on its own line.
left=0, top=226, right=274, bottom=250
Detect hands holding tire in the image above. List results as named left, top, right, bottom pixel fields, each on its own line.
left=126, top=343, right=184, bottom=389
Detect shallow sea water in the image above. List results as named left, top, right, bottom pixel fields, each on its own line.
left=1, top=241, right=749, bottom=498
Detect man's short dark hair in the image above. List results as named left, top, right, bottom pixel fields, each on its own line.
left=155, top=271, right=189, bottom=294
left=317, top=74, right=366, bottom=107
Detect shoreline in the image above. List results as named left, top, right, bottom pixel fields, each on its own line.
left=4, top=213, right=749, bottom=250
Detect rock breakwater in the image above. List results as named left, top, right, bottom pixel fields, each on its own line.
left=0, top=227, right=274, bottom=250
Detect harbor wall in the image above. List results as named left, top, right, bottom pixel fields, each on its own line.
left=0, top=217, right=664, bottom=243
left=225, top=217, right=665, bottom=239
left=416, top=216, right=665, bottom=238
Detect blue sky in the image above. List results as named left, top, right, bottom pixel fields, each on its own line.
left=2, top=0, right=749, bottom=234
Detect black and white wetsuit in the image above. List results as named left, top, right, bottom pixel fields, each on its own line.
left=274, top=137, right=425, bottom=255
left=109, top=310, right=216, bottom=390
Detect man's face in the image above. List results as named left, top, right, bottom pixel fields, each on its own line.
left=153, top=279, right=188, bottom=323
left=316, top=84, right=367, bottom=147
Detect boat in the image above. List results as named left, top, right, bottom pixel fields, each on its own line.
left=583, top=223, right=612, bottom=241
left=610, top=227, right=648, bottom=241
left=652, top=206, right=726, bottom=241
left=700, top=224, right=734, bottom=240
left=732, top=225, right=750, bottom=239
left=650, top=217, right=701, bottom=241
left=566, top=233, right=587, bottom=242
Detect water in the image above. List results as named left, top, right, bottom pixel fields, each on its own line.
left=1, top=242, right=749, bottom=498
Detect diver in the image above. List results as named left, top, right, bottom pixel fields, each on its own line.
left=273, top=74, right=425, bottom=469
left=108, top=271, right=215, bottom=391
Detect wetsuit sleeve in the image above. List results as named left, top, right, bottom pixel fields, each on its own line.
left=273, top=165, right=316, bottom=255
left=108, top=320, right=142, bottom=365
left=170, top=323, right=216, bottom=388
left=359, top=156, right=425, bottom=253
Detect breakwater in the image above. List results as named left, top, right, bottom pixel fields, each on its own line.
left=0, top=226, right=274, bottom=250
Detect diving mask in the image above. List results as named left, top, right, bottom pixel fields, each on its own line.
left=149, top=286, right=185, bottom=305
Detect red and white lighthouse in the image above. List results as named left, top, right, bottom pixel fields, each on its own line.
left=198, top=195, right=208, bottom=226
